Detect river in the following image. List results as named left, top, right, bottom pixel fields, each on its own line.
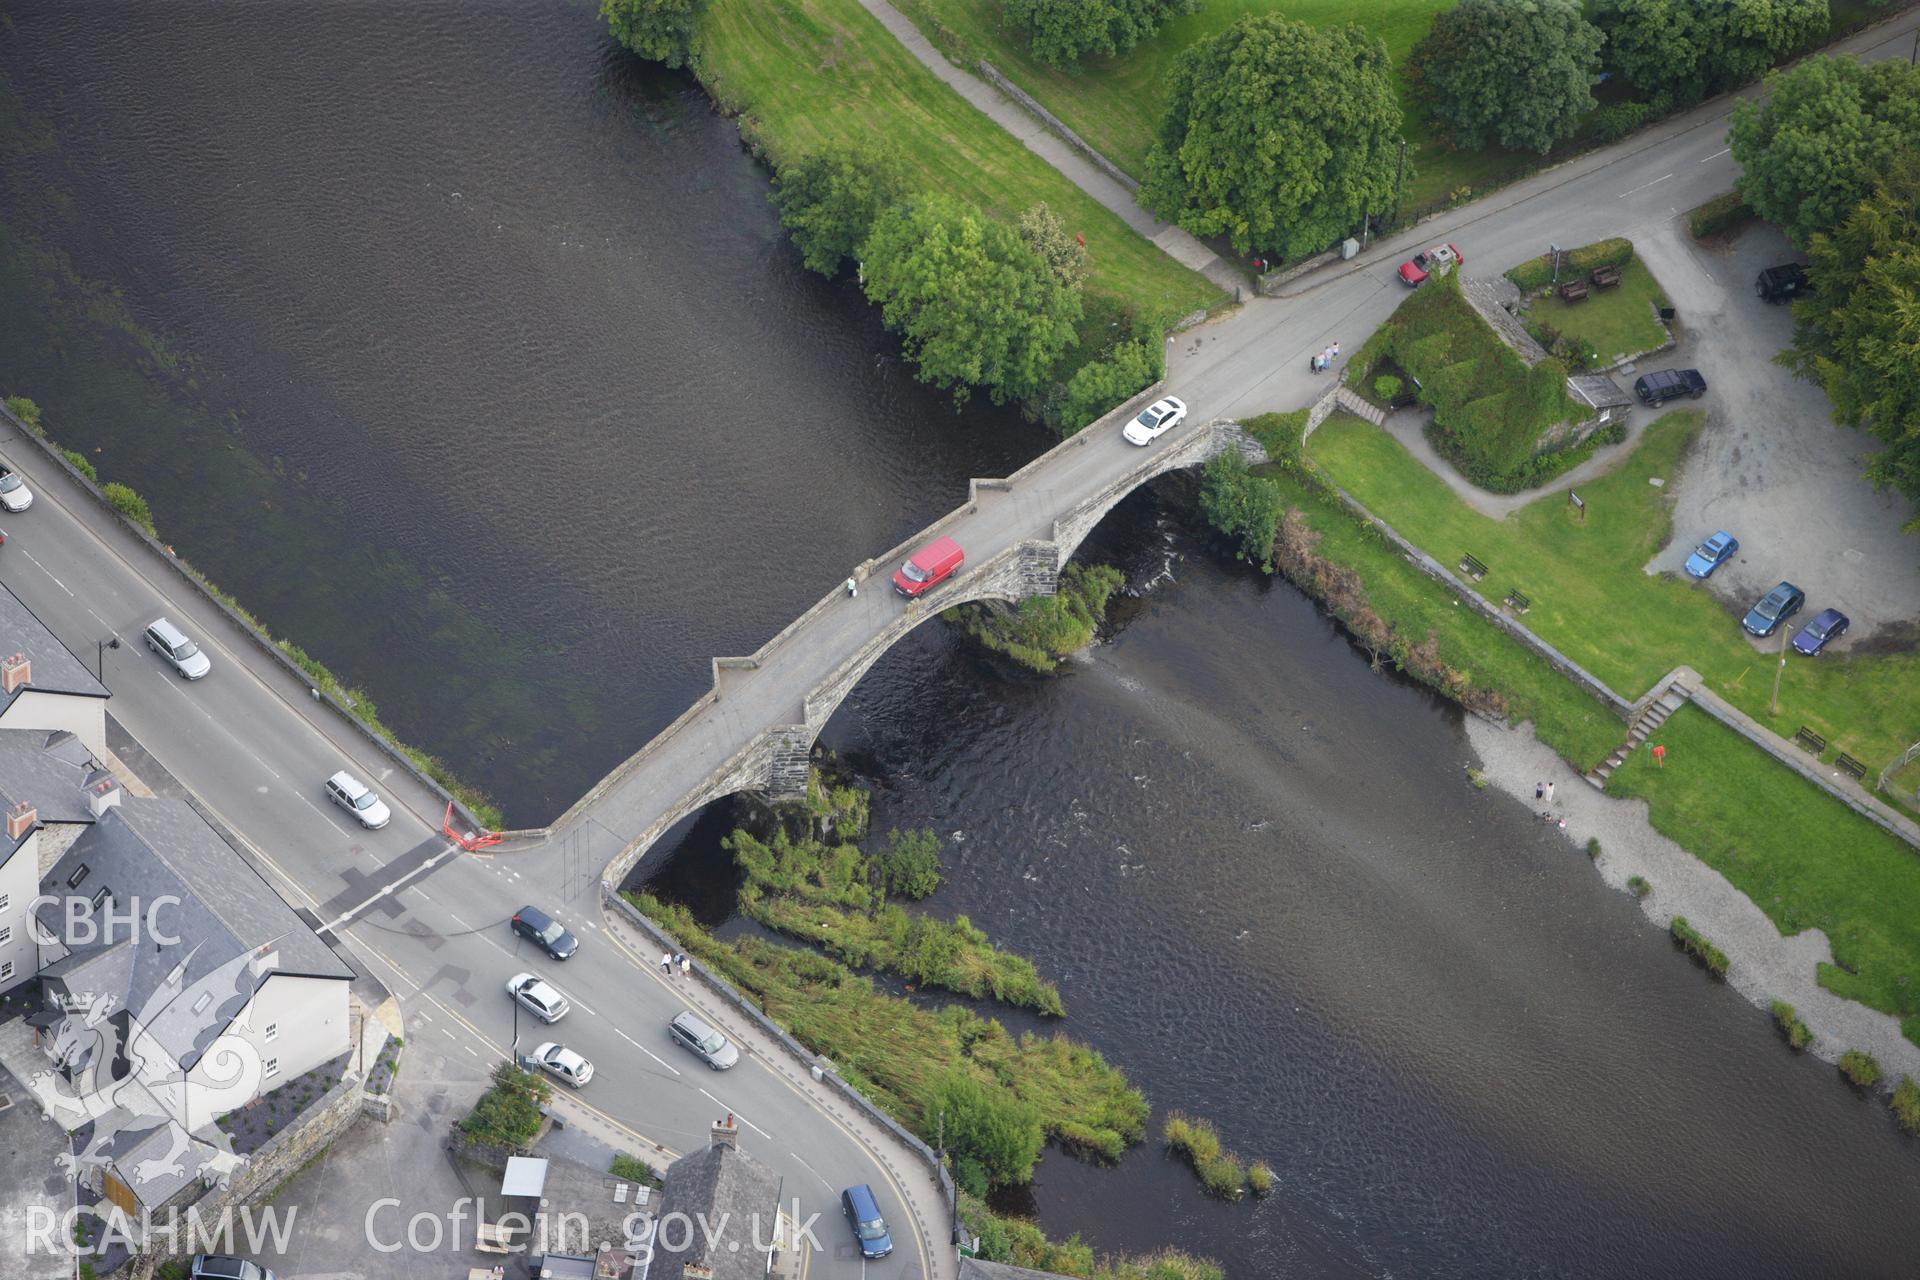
left=3, top=5, right=1916, bottom=1277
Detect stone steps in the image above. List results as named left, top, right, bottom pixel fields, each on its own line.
left=1586, top=684, right=1691, bottom=788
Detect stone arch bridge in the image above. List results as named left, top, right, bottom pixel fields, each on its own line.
left=508, top=388, right=1265, bottom=887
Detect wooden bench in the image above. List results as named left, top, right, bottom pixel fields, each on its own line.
left=1794, top=726, right=1827, bottom=755
left=1504, top=589, right=1531, bottom=615
left=1590, top=265, right=1622, bottom=289
left=1834, top=753, right=1868, bottom=781
left=1557, top=279, right=1589, bottom=303
left=1458, top=553, right=1488, bottom=582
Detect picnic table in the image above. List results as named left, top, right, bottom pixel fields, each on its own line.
left=1557, top=279, right=1589, bottom=303
left=1590, top=265, right=1622, bottom=289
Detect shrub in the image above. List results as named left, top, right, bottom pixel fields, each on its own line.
left=460, top=1064, right=552, bottom=1147
left=1587, top=98, right=1655, bottom=144
left=1246, top=1161, right=1274, bottom=1196
left=1372, top=374, right=1402, bottom=403
left=1005, top=0, right=1197, bottom=67
left=1687, top=192, right=1753, bottom=240
left=1506, top=238, right=1635, bottom=293
left=4, top=395, right=44, bottom=436
left=769, top=143, right=910, bottom=278
left=1626, top=874, right=1651, bottom=899
left=1164, top=1111, right=1248, bottom=1198
left=1585, top=837, right=1602, bottom=861
left=1669, top=916, right=1730, bottom=978
left=62, top=449, right=98, bottom=482
left=1892, top=1076, right=1920, bottom=1135
left=1839, top=1049, right=1882, bottom=1088
left=874, top=828, right=942, bottom=899
left=1198, top=451, right=1283, bottom=571
left=610, top=1153, right=662, bottom=1187
left=102, top=482, right=157, bottom=535
left=1050, top=338, right=1162, bottom=436
left=1770, top=1000, right=1812, bottom=1050
left=1196, top=1154, right=1245, bottom=1198
left=933, top=1071, right=1046, bottom=1189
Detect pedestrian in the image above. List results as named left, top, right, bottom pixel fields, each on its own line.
left=1556, top=818, right=1567, bottom=831
left=1329, top=341, right=1341, bottom=364
left=846, top=576, right=857, bottom=598
left=660, top=951, right=673, bottom=976
left=1545, top=780, right=1556, bottom=804
left=1534, top=781, right=1544, bottom=801
left=1308, top=352, right=1322, bottom=374
left=679, top=954, right=691, bottom=978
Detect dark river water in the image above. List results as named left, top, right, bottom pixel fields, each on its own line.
left=4, top=5, right=1917, bottom=1277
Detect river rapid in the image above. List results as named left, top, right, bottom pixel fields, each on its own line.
left=3, top=4, right=1916, bottom=1276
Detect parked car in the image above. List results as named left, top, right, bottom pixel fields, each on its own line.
left=1398, top=243, right=1461, bottom=286
left=512, top=904, right=579, bottom=960
left=841, top=1183, right=894, bottom=1260
left=506, top=972, right=571, bottom=1023
left=144, top=617, right=212, bottom=680
left=1742, top=581, right=1805, bottom=637
left=1756, top=263, right=1809, bottom=304
left=1633, top=368, right=1708, bottom=406
left=1682, top=531, right=1739, bottom=579
left=190, top=1257, right=277, bottom=1280
left=0, top=466, right=32, bottom=512
left=1122, top=395, right=1187, bottom=446
left=670, top=1010, right=739, bottom=1070
left=527, top=1041, right=593, bottom=1087
left=1791, top=608, right=1850, bottom=656
left=891, top=535, right=965, bottom=599
left=324, top=770, right=391, bottom=829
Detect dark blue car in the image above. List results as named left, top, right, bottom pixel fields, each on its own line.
left=1791, top=608, right=1849, bottom=655
left=511, top=905, right=579, bottom=960
left=1742, top=582, right=1805, bottom=637
left=842, top=1184, right=893, bottom=1260
left=1683, top=531, right=1739, bottom=579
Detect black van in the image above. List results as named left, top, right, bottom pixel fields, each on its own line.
left=1755, top=263, right=1809, bottom=304
left=1633, top=368, right=1707, bottom=406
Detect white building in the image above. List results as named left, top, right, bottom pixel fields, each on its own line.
left=0, top=585, right=110, bottom=760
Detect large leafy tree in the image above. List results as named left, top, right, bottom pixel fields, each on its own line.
left=1406, top=0, right=1604, bottom=154
left=600, top=0, right=706, bottom=69
left=1593, top=0, right=1826, bottom=103
left=1781, top=152, right=1920, bottom=529
left=860, top=194, right=1083, bottom=406
left=1731, top=56, right=1920, bottom=248
left=770, top=145, right=910, bottom=277
left=1141, top=16, right=1405, bottom=260
left=1002, top=0, right=1197, bottom=68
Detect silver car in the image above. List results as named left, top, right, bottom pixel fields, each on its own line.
left=506, top=972, right=571, bottom=1023
left=528, top=1041, right=593, bottom=1087
left=0, top=467, right=32, bottom=513
left=324, top=770, right=391, bottom=829
left=145, top=617, right=211, bottom=680
left=670, top=1010, right=739, bottom=1070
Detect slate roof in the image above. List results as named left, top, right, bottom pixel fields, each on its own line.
left=1462, top=276, right=1549, bottom=364
left=652, top=1141, right=783, bottom=1280
left=0, top=583, right=109, bottom=712
left=96, top=1115, right=224, bottom=1209
left=0, top=728, right=112, bottom=840
left=36, top=798, right=351, bottom=1070
left=961, top=1260, right=1077, bottom=1280
left=1568, top=373, right=1634, bottom=410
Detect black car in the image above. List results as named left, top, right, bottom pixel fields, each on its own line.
left=511, top=905, right=579, bottom=960
left=1756, top=263, right=1809, bottom=304
left=1633, top=368, right=1707, bottom=407
left=191, top=1257, right=276, bottom=1280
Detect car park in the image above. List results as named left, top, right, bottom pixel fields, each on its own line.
left=190, top=1257, right=277, bottom=1280
left=1742, top=581, right=1805, bottom=637
left=669, top=1010, right=739, bottom=1069
left=512, top=904, right=579, bottom=960
left=144, top=617, right=212, bottom=680
left=527, top=1041, right=593, bottom=1087
left=1791, top=608, right=1849, bottom=656
left=841, top=1183, right=894, bottom=1260
left=891, top=535, right=964, bottom=599
left=1756, top=263, right=1809, bottom=304
left=324, top=770, right=391, bottom=829
left=0, top=466, right=33, bottom=512
left=1633, top=368, right=1707, bottom=406
left=1122, top=395, right=1187, bottom=446
left=1398, top=243, right=1461, bottom=286
left=506, top=972, right=571, bottom=1023
left=1682, top=531, right=1739, bottom=579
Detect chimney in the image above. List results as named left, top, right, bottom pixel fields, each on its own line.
left=88, top=779, right=122, bottom=819
left=710, top=1114, right=739, bottom=1151
left=1, top=653, right=30, bottom=695
left=682, top=1265, right=715, bottom=1280
left=249, top=943, right=280, bottom=977
left=6, top=800, right=37, bottom=841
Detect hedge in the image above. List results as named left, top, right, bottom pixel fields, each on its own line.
left=1686, top=192, right=1753, bottom=240
left=1506, top=238, right=1635, bottom=294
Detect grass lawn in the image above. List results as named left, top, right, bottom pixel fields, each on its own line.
left=1247, top=415, right=1623, bottom=771
left=890, top=0, right=1529, bottom=215
left=697, top=0, right=1220, bottom=331
left=1306, top=412, right=1920, bottom=773
left=1521, top=256, right=1671, bottom=367
left=1608, top=705, right=1920, bottom=1046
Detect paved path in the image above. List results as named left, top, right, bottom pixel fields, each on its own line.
left=853, top=0, right=1244, bottom=295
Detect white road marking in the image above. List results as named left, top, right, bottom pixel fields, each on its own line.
left=1702, top=147, right=1731, bottom=161
left=700, top=1089, right=771, bottom=1138
left=789, top=1151, right=835, bottom=1193
left=16, top=547, right=75, bottom=596
left=316, top=843, right=461, bottom=933
left=616, top=1028, right=681, bottom=1075
left=292, top=788, right=350, bottom=829
left=1619, top=173, right=1674, bottom=198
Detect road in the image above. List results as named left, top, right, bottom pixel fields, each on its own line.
left=2, top=8, right=1917, bottom=1277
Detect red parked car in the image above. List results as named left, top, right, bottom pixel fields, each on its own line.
left=1398, top=243, right=1461, bottom=286
left=892, top=536, right=964, bottom=599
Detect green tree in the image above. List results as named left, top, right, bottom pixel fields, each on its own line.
left=874, top=828, right=943, bottom=899
left=861, top=195, right=1083, bottom=405
left=1141, top=16, right=1405, bottom=259
left=1780, top=153, right=1920, bottom=529
left=1050, top=337, right=1162, bottom=435
left=931, top=1071, right=1045, bottom=1188
left=1003, top=0, right=1196, bottom=68
left=770, top=145, right=910, bottom=277
left=1197, top=450, right=1282, bottom=571
left=1730, top=56, right=1920, bottom=248
left=1594, top=0, right=1827, bottom=103
left=600, top=0, right=706, bottom=69
left=1015, top=203, right=1090, bottom=293
left=1406, top=0, right=1603, bottom=154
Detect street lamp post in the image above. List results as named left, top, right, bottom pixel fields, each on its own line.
left=96, top=636, right=119, bottom=682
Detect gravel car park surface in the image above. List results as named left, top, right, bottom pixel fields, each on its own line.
left=1637, top=219, right=1920, bottom=647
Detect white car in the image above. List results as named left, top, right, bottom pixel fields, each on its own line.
left=0, top=467, right=33, bottom=512
left=528, top=1042, right=593, bottom=1088
left=324, top=770, right=391, bottom=829
left=1122, top=396, right=1187, bottom=446
left=505, top=972, right=571, bottom=1023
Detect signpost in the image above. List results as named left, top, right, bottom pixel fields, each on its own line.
left=1568, top=490, right=1585, bottom=523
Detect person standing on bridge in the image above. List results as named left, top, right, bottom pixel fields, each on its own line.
left=679, top=954, right=691, bottom=979
left=846, top=575, right=858, bottom=598
left=660, top=951, right=674, bottom=976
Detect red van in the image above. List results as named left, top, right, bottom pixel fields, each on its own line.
left=892, top=536, right=965, bottom=599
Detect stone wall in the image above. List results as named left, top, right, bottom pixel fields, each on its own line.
left=975, top=60, right=1139, bottom=195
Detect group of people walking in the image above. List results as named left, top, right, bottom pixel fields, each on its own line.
left=1309, top=341, right=1341, bottom=373
left=660, top=950, right=690, bottom=978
